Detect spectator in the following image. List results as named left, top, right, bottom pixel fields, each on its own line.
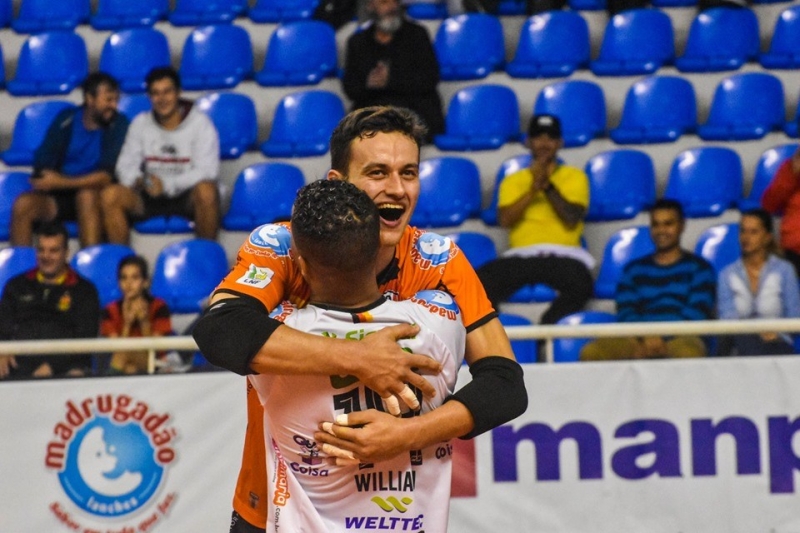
left=717, top=209, right=800, bottom=356
left=0, top=221, right=100, bottom=379
left=477, top=114, right=594, bottom=325
left=761, top=146, right=800, bottom=277
left=341, top=0, right=445, bottom=142
left=581, top=199, right=716, bottom=361
left=10, top=72, right=128, bottom=248
left=100, top=255, right=173, bottom=374
left=100, top=67, right=221, bottom=244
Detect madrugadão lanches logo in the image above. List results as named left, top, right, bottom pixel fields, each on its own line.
left=45, top=394, right=177, bottom=519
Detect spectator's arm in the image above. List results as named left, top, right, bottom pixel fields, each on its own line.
left=762, top=154, right=800, bottom=214
left=341, top=37, right=374, bottom=103
left=544, top=185, right=586, bottom=229
left=73, top=285, right=101, bottom=339
left=115, top=118, right=145, bottom=187
left=615, top=266, right=640, bottom=322
left=96, top=114, right=130, bottom=176
left=716, top=269, right=738, bottom=320
left=385, top=27, right=440, bottom=95
left=32, top=109, right=72, bottom=176
left=497, top=189, right=535, bottom=228
left=684, top=263, right=717, bottom=320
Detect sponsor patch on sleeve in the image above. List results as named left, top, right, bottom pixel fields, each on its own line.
left=236, top=264, right=275, bottom=289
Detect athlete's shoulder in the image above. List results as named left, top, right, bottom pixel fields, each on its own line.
left=407, top=289, right=462, bottom=323
left=401, top=227, right=458, bottom=270
left=242, top=222, right=292, bottom=258
left=268, top=300, right=297, bottom=323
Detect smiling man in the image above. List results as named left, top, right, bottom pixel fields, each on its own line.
left=192, top=106, right=528, bottom=533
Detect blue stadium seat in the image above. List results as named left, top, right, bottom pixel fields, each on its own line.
left=118, top=93, right=152, bottom=122
left=70, top=244, right=136, bottom=307
left=222, top=162, right=305, bottom=231
left=180, top=24, right=253, bottom=90
left=568, top=0, right=606, bottom=10
left=695, top=223, right=740, bottom=274
left=595, top=226, right=654, bottom=299
left=7, top=31, right=88, bottom=96
left=787, top=104, right=800, bottom=138
left=446, top=231, right=497, bottom=270
left=434, top=14, right=505, bottom=81
left=249, top=0, right=319, bottom=22
left=411, top=157, right=481, bottom=228
left=91, top=0, right=168, bottom=30
left=0, top=247, right=36, bottom=293
left=697, top=72, right=785, bottom=141
left=0, top=172, right=32, bottom=241
left=169, top=0, right=248, bottom=26
left=499, top=313, right=538, bottom=363
left=261, top=90, right=345, bottom=157
left=533, top=80, right=606, bottom=148
left=481, top=153, right=531, bottom=225
left=150, top=239, right=229, bottom=313
left=0, top=0, right=11, bottom=28
left=739, top=143, right=798, bottom=210
left=675, top=7, right=759, bottom=72
left=651, top=0, right=696, bottom=7
left=498, top=0, right=527, bottom=15
left=761, top=5, right=800, bottom=69
left=255, top=20, right=337, bottom=86
left=12, top=0, right=90, bottom=33
left=435, top=84, right=522, bottom=151
left=0, top=44, right=5, bottom=89
left=1, top=100, right=76, bottom=166
left=133, top=217, right=194, bottom=234
left=99, top=28, right=171, bottom=94
left=584, top=149, right=656, bottom=222
left=405, top=1, right=447, bottom=19
left=507, top=11, right=590, bottom=79
left=196, top=92, right=257, bottom=159
left=554, top=311, right=616, bottom=363
left=590, top=9, right=674, bottom=76
left=610, top=75, right=696, bottom=144
left=664, top=147, right=743, bottom=217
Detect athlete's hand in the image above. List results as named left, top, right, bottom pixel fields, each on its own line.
left=315, top=410, right=418, bottom=464
left=0, top=355, right=17, bottom=378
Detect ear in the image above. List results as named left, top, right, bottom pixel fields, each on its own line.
left=295, top=253, right=310, bottom=281
left=327, top=169, right=346, bottom=181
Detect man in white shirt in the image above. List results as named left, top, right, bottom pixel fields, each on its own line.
left=249, top=179, right=466, bottom=532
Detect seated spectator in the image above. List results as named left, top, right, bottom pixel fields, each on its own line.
left=341, top=0, right=444, bottom=142
left=581, top=199, right=717, bottom=361
left=0, top=221, right=100, bottom=379
left=762, top=145, right=800, bottom=278
left=10, top=72, right=128, bottom=248
left=100, top=67, right=221, bottom=244
left=717, top=209, right=800, bottom=356
left=477, top=115, right=594, bottom=325
left=100, top=255, right=172, bottom=374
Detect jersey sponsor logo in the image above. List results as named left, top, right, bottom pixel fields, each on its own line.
left=409, top=290, right=460, bottom=321
left=344, top=513, right=424, bottom=531
left=268, top=301, right=296, bottom=323
left=354, top=470, right=416, bottom=492
left=236, top=264, right=274, bottom=288
left=44, top=394, right=178, bottom=523
left=293, top=435, right=322, bottom=465
left=247, top=224, right=291, bottom=256
left=271, top=439, right=291, bottom=507
left=411, top=232, right=454, bottom=270
left=371, top=496, right=413, bottom=512
left=58, top=292, right=72, bottom=311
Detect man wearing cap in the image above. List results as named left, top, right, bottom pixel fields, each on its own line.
left=477, top=114, right=594, bottom=327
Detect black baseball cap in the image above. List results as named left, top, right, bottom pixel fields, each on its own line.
left=528, top=114, right=562, bottom=139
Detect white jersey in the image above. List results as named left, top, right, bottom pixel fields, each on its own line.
left=249, top=290, right=466, bottom=533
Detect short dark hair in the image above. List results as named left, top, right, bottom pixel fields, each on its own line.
left=742, top=207, right=774, bottom=233
left=117, top=255, right=149, bottom=281
left=329, top=106, right=427, bottom=174
left=651, top=198, right=685, bottom=222
left=291, top=179, right=380, bottom=272
left=33, top=220, right=69, bottom=247
left=146, top=66, right=181, bottom=92
left=82, top=72, right=120, bottom=97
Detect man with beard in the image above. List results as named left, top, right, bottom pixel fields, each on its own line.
left=10, top=72, right=129, bottom=247
left=341, top=0, right=444, bottom=143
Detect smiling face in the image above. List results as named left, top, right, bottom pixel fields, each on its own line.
left=649, top=207, right=684, bottom=253
left=147, top=77, right=180, bottom=123
left=85, top=83, right=120, bottom=128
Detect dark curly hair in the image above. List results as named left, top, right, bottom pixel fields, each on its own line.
left=291, top=179, right=380, bottom=272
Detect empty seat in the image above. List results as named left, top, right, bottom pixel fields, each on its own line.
left=761, top=5, right=800, bottom=69
left=584, top=149, right=656, bottom=221
left=261, top=90, right=345, bottom=157
left=533, top=79, right=606, bottom=147
left=0, top=172, right=32, bottom=241
left=0, top=247, right=36, bottom=293
left=610, top=75, right=697, bottom=144
left=222, top=162, right=305, bottom=231
left=169, top=0, right=248, bottom=26
left=91, top=0, right=168, bottom=30
left=118, top=93, right=152, bottom=122
left=180, top=24, right=253, bottom=90
left=740, top=143, right=798, bottom=210
left=434, top=14, right=505, bottom=81
left=595, top=225, right=654, bottom=299
left=481, top=153, right=531, bottom=225
left=697, top=72, right=785, bottom=141
left=405, top=1, right=447, bottom=19
left=70, top=244, right=136, bottom=307
left=255, top=20, right=337, bottom=86
left=150, top=239, right=229, bottom=313
left=499, top=313, right=538, bottom=363
left=249, top=0, right=318, bottom=22
left=553, top=311, right=616, bottom=363
left=99, top=28, right=171, bottom=93
left=7, top=31, right=88, bottom=96
left=507, top=11, right=590, bottom=79
left=0, top=0, right=11, bottom=28
left=695, top=223, right=740, bottom=273
left=651, top=0, right=696, bottom=7
left=446, top=231, right=497, bottom=270
left=568, top=0, right=606, bottom=10
left=435, top=84, right=522, bottom=151
left=196, top=92, right=257, bottom=159
left=410, top=157, right=482, bottom=228
left=133, top=216, right=193, bottom=234
left=664, top=146, right=743, bottom=217
left=675, top=7, right=759, bottom=72
left=1, top=100, right=76, bottom=166
left=12, top=0, right=90, bottom=33
left=590, top=9, right=674, bottom=76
